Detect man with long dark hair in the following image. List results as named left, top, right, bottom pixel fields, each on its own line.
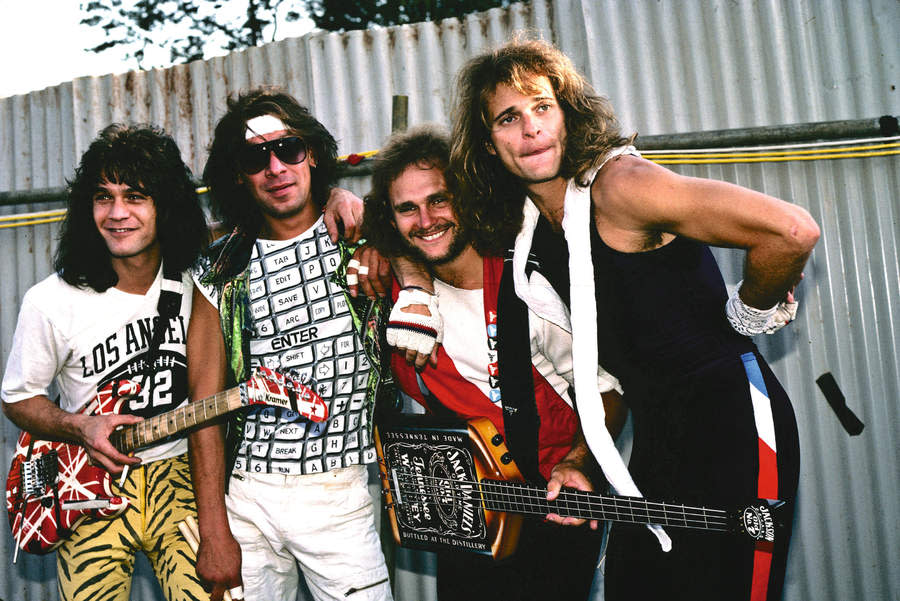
left=187, top=88, right=393, bottom=601
left=446, top=37, right=820, bottom=601
left=2, top=124, right=209, bottom=601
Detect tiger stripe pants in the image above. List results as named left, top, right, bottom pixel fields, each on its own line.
left=56, top=453, right=206, bottom=601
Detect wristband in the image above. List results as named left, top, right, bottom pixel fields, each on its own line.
left=725, top=281, right=798, bottom=336
left=400, top=285, right=433, bottom=294
left=386, top=288, right=443, bottom=355
left=228, top=586, right=244, bottom=600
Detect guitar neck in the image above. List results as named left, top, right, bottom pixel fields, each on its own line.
left=110, top=387, right=244, bottom=453
left=479, top=479, right=730, bottom=533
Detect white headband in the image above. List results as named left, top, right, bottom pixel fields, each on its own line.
left=245, top=115, right=287, bottom=140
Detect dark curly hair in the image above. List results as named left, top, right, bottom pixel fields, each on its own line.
left=450, top=36, right=634, bottom=247
left=55, top=123, right=208, bottom=292
left=203, top=88, right=338, bottom=237
left=363, top=125, right=455, bottom=257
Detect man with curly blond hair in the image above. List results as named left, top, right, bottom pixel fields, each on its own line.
left=441, top=37, right=819, bottom=601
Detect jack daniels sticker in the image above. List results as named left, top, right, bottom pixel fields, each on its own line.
left=380, top=426, right=491, bottom=555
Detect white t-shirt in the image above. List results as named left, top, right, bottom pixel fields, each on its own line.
left=193, top=217, right=377, bottom=475
left=1, top=267, right=193, bottom=464
left=433, top=278, right=620, bottom=402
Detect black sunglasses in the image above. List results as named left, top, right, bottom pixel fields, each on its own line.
left=238, top=136, right=307, bottom=174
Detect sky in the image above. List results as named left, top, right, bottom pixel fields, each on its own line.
left=0, top=0, right=315, bottom=99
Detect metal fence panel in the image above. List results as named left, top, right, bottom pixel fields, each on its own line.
left=1, top=1, right=897, bottom=599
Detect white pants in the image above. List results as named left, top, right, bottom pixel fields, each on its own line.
left=225, top=465, right=393, bottom=601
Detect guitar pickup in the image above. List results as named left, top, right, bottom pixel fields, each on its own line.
left=390, top=468, right=403, bottom=505
left=61, top=499, right=114, bottom=511
left=20, top=450, right=59, bottom=497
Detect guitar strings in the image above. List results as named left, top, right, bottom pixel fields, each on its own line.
left=390, top=481, right=730, bottom=530
left=392, top=470, right=730, bottom=517
left=118, top=388, right=238, bottom=452
left=122, top=373, right=279, bottom=451
left=391, top=477, right=730, bottom=530
left=387, top=472, right=730, bottom=530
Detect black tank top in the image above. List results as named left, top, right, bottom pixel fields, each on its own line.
left=530, top=215, right=756, bottom=392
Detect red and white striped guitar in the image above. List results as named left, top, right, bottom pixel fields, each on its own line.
left=6, top=367, right=327, bottom=556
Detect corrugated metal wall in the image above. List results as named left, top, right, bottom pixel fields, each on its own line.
left=1, top=0, right=898, bottom=599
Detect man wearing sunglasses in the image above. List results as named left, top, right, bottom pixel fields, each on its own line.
left=187, top=89, right=393, bottom=601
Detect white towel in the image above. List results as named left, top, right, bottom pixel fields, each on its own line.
left=512, top=146, right=671, bottom=551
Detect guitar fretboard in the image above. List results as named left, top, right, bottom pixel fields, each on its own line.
left=391, top=471, right=731, bottom=533
left=110, top=387, right=244, bottom=453
left=479, top=479, right=730, bottom=532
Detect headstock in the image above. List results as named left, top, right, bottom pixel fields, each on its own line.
left=732, top=499, right=786, bottom=543
left=243, top=367, right=328, bottom=422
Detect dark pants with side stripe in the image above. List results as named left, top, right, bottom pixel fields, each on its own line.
left=437, top=518, right=603, bottom=601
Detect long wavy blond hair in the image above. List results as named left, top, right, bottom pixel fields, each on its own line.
left=450, top=36, right=633, bottom=249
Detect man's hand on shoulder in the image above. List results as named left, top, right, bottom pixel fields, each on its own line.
left=323, top=187, right=364, bottom=243
left=346, top=245, right=392, bottom=299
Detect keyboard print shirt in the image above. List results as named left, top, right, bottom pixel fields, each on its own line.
left=195, top=218, right=377, bottom=475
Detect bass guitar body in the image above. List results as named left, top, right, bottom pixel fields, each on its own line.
left=376, top=416, right=525, bottom=561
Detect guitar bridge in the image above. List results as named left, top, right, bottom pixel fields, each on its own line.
left=20, top=450, right=59, bottom=497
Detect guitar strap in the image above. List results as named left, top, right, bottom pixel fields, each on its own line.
left=741, top=352, right=779, bottom=601
left=490, top=255, right=542, bottom=484
left=137, top=262, right=184, bottom=390
left=408, top=256, right=543, bottom=483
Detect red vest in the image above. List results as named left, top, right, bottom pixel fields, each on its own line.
left=390, top=256, right=579, bottom=481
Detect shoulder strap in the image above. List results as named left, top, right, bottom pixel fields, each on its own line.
left=492, top=256, right=543, bottom=484
left=158, top=261, right=185, bottom=319
left=141, top=263, right=184, bottom=381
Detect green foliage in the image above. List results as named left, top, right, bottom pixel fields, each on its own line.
left=79, top=0, right=302, bottom=68
left=303, top=0, right=511, bottom=31
left=80, top=0, right=512, bottom=68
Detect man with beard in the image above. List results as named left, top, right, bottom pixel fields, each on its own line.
left=362, top=125, right=625, bottom=601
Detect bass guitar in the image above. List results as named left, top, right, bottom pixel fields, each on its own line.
left=375, top=416, right=785, bottom=560
left=6, top=367, right=327, bottom=556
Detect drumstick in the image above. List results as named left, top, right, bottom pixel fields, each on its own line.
left=185, top=515, right=200, bottom=540
left=177, top=518, right=235, bottom=601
